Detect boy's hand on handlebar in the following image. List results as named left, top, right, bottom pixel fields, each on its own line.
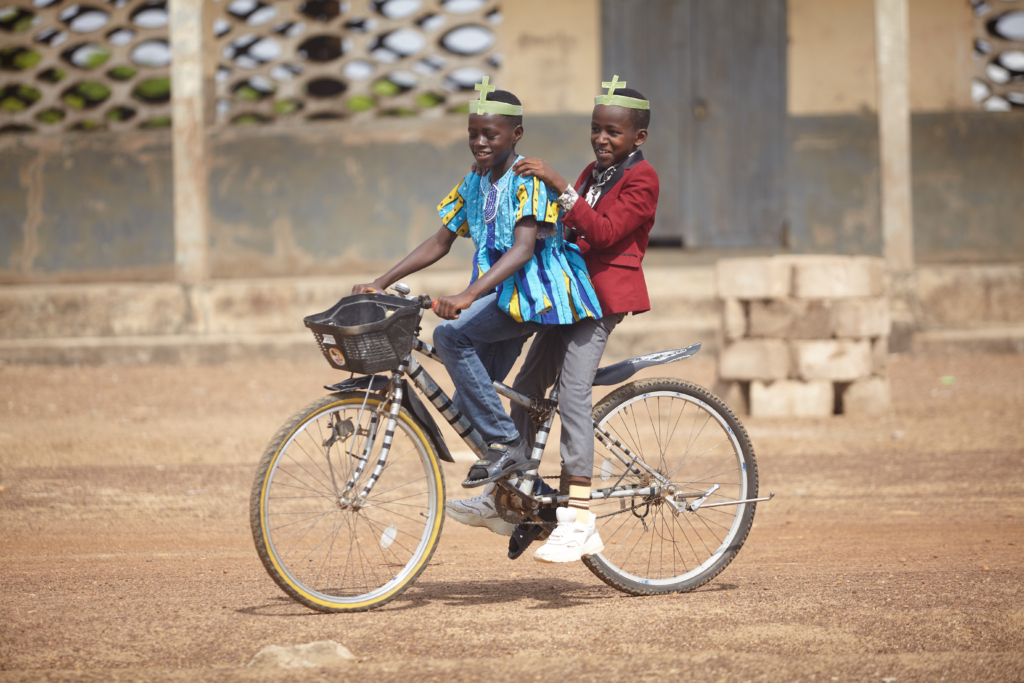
left=351, top=281, right=384, bottom=295
left=432, top=292, right=474, bottom=320
left=512, top=157, right=569, bottom=195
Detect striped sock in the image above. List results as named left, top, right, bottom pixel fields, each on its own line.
left=568, top=485, right=591, bottom=525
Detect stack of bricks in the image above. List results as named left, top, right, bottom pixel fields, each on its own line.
left=716, top=256, right=892, bottom=417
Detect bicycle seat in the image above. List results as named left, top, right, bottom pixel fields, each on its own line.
left=592, top=343, right=702, bottom=386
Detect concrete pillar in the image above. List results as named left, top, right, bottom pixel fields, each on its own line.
left=169, top=0, right=209, bottom=284
left=873, top=0, right=914, bottom=273
left=874, top=0, right=917, bottom=351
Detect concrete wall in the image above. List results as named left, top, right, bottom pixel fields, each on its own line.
left=912, top=112, right=1024, bottom=262
left=788, top=0, right=974, bottom=115
left=786, top=114, right=882, bottom=256
left=786, top=0, right=1022, bottom=262
left=1, top=114, right=597, bottom=283
left=2, top=0, right=1021, bottom=283
left=787, top=111, right=1024, bottom=262
left=0, top=0, right=601, bottom=284
left=1, top=132, right=175, bottom=284
left=206, top=114, right=594, bottom=279
left=503, top=0, right=600, bottom=115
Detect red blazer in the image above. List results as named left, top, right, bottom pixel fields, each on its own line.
left=562, top=151, right=659, bottom=315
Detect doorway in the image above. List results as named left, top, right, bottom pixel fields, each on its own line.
left=601, top=0, right=788, bottom=248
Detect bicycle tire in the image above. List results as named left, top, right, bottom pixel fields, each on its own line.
left=250, top=391, right=445, bottom=612
left=582, top=378, right=757, bottom=595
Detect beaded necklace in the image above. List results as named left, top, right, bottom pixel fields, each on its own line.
left=483, top=179, right=500, bottom=225
left=479, top=155, right=522, bottom=227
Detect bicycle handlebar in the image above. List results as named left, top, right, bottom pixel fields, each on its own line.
left=387, top=288, right=458, bottom=317
left=426, top=297, right=461, bottom=318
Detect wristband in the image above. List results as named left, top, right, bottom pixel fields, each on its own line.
left=557, top=185, right=579, bottom=212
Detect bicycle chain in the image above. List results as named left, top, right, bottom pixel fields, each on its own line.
left=536, top=473, right=655, bottom=520
left=517, top=475, right=659, bottom=524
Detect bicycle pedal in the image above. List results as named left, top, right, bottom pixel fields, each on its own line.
left=507, top=508, right=556, bottom=560
left=507, top=525, right=545, bottom=560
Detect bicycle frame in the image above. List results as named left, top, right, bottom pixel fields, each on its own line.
left=343, top=308, right=672, bottom=509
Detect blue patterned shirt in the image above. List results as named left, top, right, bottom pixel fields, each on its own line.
left=437, top=159, right=602, bottom=324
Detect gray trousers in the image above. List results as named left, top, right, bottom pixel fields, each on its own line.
left=510, top=313, right=625, bottom=479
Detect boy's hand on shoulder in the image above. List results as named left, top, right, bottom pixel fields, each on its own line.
left=432, top=292, right=475, bottom=320
left=512, top=158, right=569, bottom=195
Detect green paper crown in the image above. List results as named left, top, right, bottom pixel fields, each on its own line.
left=468, top=76, right=523, bottom=116
left=594, top=75, right=649, bottom=110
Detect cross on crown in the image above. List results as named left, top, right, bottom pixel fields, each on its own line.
left=470, top=76, right=522, bottom=115
left=594, top=74, right=648, bottom=110
left=475, top=76, right=496, bottom=102
left=602, top=75, right=625, bottom=96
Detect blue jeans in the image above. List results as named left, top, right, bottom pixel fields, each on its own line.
left=432, top=293, right=542, bottom=446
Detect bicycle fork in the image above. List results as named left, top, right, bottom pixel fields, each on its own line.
left=335, top=374, right=405, bottom=509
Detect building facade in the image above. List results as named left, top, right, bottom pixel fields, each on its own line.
left=1, top=0, right=1021, bottom=283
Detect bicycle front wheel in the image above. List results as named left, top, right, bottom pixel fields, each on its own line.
left=250, top=391, right=445, bottom=612
left=584, top=379, right=757, bottom=595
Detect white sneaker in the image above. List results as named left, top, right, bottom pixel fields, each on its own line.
left=533, top=507, right=604, bottom=563
left=444, top=483, right=515, bottom=536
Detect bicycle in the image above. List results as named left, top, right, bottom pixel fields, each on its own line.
left=250, top=284, right=772, bottom=612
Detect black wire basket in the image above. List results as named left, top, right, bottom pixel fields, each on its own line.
left=304, top=293, right=421, bottom=374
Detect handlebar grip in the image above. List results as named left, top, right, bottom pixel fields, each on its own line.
left=428, top=299, right=461, bottom=318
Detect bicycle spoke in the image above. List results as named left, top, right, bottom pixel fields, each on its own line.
left=617, top=517, right=649, bottom=571
left=289, top=434, right=337, bottom=492
left=298, top=514, right=346, bottom=581
left=278, top=509, right=336, bottom=559
left=672, top=452, right=741, bottom=490
left=367, top=498, right=429, bottom=510
left=664, top=396, right=688, bottom=454
left=270, top=510, right=339, bottom=532
left=356, top=514, right=401, bottom=583
left=270, top=470, right=336, bottom=498
left=359, top=514, right=420, bottom=558
left=366, top=484, right=429, bottom=506
left=269, top=493, right=339, bottom=500
left=672, top=512, right=703, bottom=566
left=297, top=423, right=337, bottom=486
left=366, top=475, right=428, bottom=499
left=317, top=514, right=345, bottom=593
left=605, top=514, right=643, bottom=564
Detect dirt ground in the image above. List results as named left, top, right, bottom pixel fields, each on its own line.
left=1, top=352, right=1022, bottom=682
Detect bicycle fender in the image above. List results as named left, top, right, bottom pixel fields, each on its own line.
left=325, top=375, right=391, bottom=393
left=401, top=384, right=454, bottom=463
left=592, top=343, right=702, bottom=387
left=324, top=375, right=455, bottom=463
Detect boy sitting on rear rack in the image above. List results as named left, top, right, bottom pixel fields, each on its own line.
left=445, top=77, right=660, bottom=563
left=352, top=78, right=602, bottom=489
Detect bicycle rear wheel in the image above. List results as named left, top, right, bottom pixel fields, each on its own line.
left=250, top=391, right=445, bottom=612
left=583, top=378, right=757, bottom=595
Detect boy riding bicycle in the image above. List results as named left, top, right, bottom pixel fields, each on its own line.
left=352, top=79, right=601, bottom=489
